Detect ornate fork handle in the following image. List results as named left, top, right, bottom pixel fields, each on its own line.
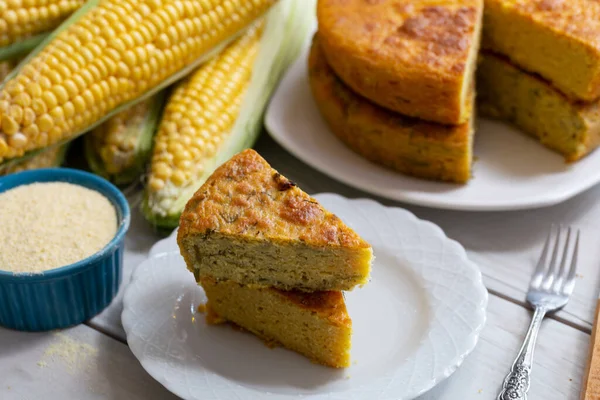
left=497, top=307, right=548, bottom=400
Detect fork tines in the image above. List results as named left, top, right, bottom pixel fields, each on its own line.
left=530, top=225, right=580, bottom=295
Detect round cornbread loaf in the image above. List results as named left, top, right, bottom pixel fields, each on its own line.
left=308, top=36, right=473, bottom=184
left=316, top=0, right=483, bottom=125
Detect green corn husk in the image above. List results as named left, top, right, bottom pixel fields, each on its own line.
left=0, top=34, right=47, bottom=63
left=84, top=92, right=165, bottom=186
left=0, top=0, right=277, bottom=170
left=141, top=0, right=316, bottom=231
left=0, top=142, right=68, bottom=175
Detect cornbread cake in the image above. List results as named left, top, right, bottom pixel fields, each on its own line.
left=483, top=0, right=600, bottom=102
left=477, top=52, right=600, bottom=161
left=309, top=36, right=474, bottom=183
left=200, top=277, right=352, bottom=368
left=317, top=0, right=483, bottom=124
left=177, top=149, right=373, bottom=292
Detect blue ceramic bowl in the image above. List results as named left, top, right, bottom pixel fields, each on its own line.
left=0, top=168, right=130, bottom=331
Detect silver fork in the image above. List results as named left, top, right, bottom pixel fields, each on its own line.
left=497, top=225, right=580, bottom=400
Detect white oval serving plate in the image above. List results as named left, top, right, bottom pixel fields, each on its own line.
left=122, top=194, right=487, bottom=400
left=265, top=48, right=600, bottom=211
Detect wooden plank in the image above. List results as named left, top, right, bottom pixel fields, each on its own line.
left=254, top=135, right=600, bottom=332
left=0, top=324, right=178, bottom=400
left=582, top=299, right=600, bottom=400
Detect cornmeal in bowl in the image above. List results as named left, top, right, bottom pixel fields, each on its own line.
left=0, top=181, right=117, bottom=274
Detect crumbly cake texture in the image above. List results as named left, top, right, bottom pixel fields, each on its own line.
left=177, top=149, right=373, bottom=292
left=483, top=0, right=600, bottom=102
left=477, top=52, right=600, bottom=161
left=200, top=277, right=352, bottom=368
left=309, top=36, right=474, bottom=183
left=317, top=0, right=483, bottom=124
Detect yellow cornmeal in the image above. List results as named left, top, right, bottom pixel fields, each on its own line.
left=0, top=182, right=117, bottom=273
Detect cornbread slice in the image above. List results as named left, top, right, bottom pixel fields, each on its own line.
left=483, top=0, right=600, bottom=101
left=317, top=0, right=483, bottom=124
left=200, top=277, right=352, bottom=368
left=177, top=149, right=372, bottom=292
left=309, top=36, right=474, bottom=183
left=477, top=52, right=600, bottom=161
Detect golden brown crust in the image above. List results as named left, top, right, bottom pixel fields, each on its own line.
left=200, top=277, right=351, bottom=329
left=277, top=290, right=351, bottom=328
left=309, top=36, right=473, bottom=183
left=317, top=0, right=483, bottom=124
left=177, top=149, right=370, bottom=248
left=497, top=0, right=600, bottom=51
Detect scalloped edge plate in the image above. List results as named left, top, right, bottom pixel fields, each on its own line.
left=122, top=194, right=487, bottom=400
left=265, top=45, right=600, bottom=211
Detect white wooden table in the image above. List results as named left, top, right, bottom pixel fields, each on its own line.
left=1, top=134, right=597, bottom=399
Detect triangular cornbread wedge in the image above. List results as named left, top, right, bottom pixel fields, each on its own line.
left=178, top=149, right=372, bottom=292
left=317, top=0, right=483, bottom=124
left=200, top=277, right=352, bottom=368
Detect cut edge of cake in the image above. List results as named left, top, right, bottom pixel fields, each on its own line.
left=477, top=51, right=600, bottom=161
left=199, top=277, right=352, bottom=368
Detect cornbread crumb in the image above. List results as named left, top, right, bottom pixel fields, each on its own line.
left=0, top=182, right=117, bottom=273
left=36, top=361, right=48, bottom=368
left=197, top=303, right=207, bottom=314
left=39, top=333, right=99, bottom=374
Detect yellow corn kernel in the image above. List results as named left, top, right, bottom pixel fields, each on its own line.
left=148, top=22, right=263, bottom=205
left=88, top=99, right=153, bottom=175
left=0, top=144, right=65, bottom=175
left=0, top=0, right=276, bottom=162
left=0, top=0, right=86, bottom=48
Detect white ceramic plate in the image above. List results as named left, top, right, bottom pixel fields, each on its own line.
left=265, top=48, right=600, bottom=211
left=122, top=194, right=487, bottom=400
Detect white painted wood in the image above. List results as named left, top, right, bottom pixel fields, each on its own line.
left=254, top=136, right=600, bottom=332
left=0, top=324, right=178, bottom=399
left=89, top=198, right=163, bottom=341
left=420, top=295, right=587, bottom=399
left=4, top=292, right=584, bottom=399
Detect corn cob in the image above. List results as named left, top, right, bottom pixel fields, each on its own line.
left=0, top=58, right=69, bottom=174
left=0, top=0, right=278, bottom=168
left=143, top=0, right=315, bottom=229
left=85, top=94, right=164, bottom=185
left=0, top=143, right=67, bottom=175
left=0, top=0, right=86, bottom=61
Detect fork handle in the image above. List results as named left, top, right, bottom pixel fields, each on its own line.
left=497, top=307, right=548, bottom=400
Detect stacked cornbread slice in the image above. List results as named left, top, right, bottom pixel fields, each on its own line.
left=479, top=0, right=600, bottom=161
left=311, top=0, right=484, bottom=183
left=178, top=149, right=373, bottom=368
